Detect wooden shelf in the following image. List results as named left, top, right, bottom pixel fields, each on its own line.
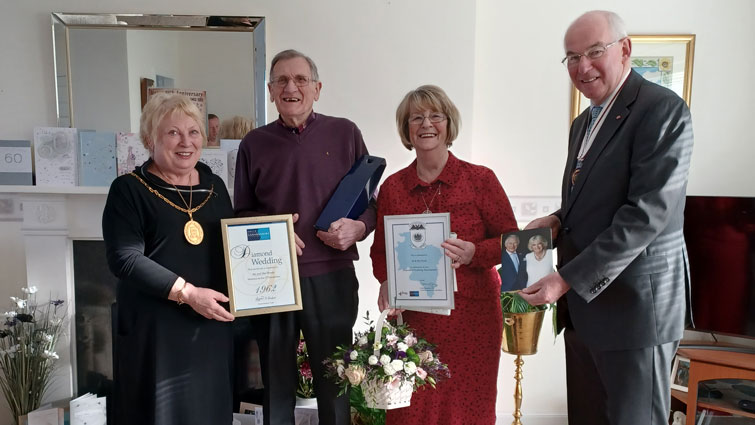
left=674, top=347, right=755, bottom=425
left=0, top=185, right=109, bottom=195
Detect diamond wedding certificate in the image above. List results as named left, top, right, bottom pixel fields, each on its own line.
left=384, top=213, right=455, bottom=311
left=221, top=215, right=303, bottom=317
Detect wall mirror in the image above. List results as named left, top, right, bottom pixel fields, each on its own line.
left=51, top=13, right=266, bottom=134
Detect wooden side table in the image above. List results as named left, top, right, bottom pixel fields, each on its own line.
left=672, top=347, right=755, bottom=425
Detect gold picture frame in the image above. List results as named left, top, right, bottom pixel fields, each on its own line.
left=221, top=214, right=303, bottom=317
left=570, top=34, right=696, bottom=121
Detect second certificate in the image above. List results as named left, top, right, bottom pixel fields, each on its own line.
left=384, top=212, right=455, bottom=310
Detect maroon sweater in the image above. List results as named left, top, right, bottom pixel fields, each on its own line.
left=234, top=113, right=376, bottom=277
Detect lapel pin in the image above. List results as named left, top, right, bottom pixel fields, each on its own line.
left=615, top=115, right=622, bottom=120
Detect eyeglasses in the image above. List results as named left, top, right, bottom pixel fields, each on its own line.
left=408, top=113, right=447, bottom=125
left=269, top=75, right=316, bottom=88
left=561, top=38, right=624, bottom=68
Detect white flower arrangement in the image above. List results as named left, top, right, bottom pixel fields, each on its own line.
left=0, top=286, right=65, bottom=425
left=324, top=313, right=450, bottom=397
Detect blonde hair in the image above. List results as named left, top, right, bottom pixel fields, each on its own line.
left=528, top=234, right=549, bottom=251
left=395, top=85, right=461, bottom=150
left=219, top=116, right=254, bottom=140
left=139, top=92, right=206, bottom=153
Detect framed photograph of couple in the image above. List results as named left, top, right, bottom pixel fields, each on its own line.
left=383, top=213, right=455, bottom=313
left=670, top=354, right=691, bottom=392
left=220, top=214, right=303, bottom=317
left=499, top=227, right=554, bottom=292
left=570, top=34, right=696, bottom=120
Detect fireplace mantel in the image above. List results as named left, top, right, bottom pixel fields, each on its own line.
left=3, top=186, right=110, bottom=403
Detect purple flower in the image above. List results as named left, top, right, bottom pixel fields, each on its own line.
left=395, top=351, right=407, bottom=360
left=50, top=300, right=64, bottom=307
left=16, top=313, right=34, bottom=323
left=4, top=318, right=17, bottom=327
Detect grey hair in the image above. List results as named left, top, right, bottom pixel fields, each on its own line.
left=604, top=11, right=628, bottom=39
left=567, top=10, right=628, bottom=41
left=269, top=49, right=320, bottom=81
left=504, top=234, right=520, bottom=244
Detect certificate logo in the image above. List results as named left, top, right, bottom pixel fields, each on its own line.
left=247, top=227, right=271, bottom=241
left=409, top=222, right=426, bottom=249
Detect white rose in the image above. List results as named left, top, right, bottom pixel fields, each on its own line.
left=397, top=342, right=408, bottom=352
left=368, top=355, right=378, bottom=365
left=344, top=365, right=366, bottom=385
left=390, top=359, right=404, bottom=373
left=379, top=354, right=391, bottom=365
left=419, top=350, right=434, bottom=363
left=383, top=363, right=397, bottom=376
left=349, top=350, right=358, bottom=361
left=403, top=361, right=417, bottom=375
left=404, top=333, right=418, bottom=347
left=358, top=335, right=368, bottom=346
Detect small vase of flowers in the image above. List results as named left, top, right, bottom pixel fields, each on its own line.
left=296, top=332, right=316, bottom=407
left=0, top=286, right=65, bottom=425
left=324, top=310, right=450, bottom=411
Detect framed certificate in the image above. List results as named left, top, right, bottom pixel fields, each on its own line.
left=221, top=214, right=303, bottom=316
left=384, top=213, right=455, bottom=311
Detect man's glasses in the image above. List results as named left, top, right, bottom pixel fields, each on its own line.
left=408, top=113, right=447, bottom=126
left=269, top=75, right=316, bottom=88
left=561, top=38, right=624, bottom=68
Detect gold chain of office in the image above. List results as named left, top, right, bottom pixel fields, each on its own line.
left=129, top=172, right=214, bottom=214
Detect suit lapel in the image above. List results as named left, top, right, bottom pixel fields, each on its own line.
left=563, top=71, right=643, bottom=216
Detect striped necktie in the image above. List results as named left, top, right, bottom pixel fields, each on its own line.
left=571, top=106, right=603, bottom=188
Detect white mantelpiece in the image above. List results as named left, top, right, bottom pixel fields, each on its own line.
left=5, top=186, right=109, bottom=403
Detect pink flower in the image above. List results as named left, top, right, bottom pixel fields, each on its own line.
left=386, top=334, right=399, bottom=346
left=416, top=367, right=427, bottom=380
left=403, top=333, right=418, bottom=347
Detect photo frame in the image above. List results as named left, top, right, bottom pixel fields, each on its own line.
left=570, top=34, right=696, bottom=121
left=670, top=354, right=691, bottom=392
left=220, top=214, right=302, bottom=317
left=384, top=212, right=455, bottom=313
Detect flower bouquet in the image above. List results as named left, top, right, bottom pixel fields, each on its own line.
left=324, top=310, right=450, bottom=410
left=0, top=286, right=65, bottom=425
left=296, top=333, right=315, bottom=400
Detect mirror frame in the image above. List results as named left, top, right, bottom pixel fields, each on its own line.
left=51, top=13, right=267, bottom=129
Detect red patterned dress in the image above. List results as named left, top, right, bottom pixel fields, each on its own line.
left=371, top=152, right=517, bottom=425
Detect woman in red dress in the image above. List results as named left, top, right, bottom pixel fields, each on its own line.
left=371, top=85, right=517, bottom=424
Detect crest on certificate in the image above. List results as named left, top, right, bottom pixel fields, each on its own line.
left=410, top=222, right=426, bottom=249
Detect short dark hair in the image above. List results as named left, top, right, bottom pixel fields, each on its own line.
left=208, top=113, right=219, bottom=121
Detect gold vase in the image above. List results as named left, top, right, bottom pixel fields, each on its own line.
left=501, top=310, right=546, bottom=425
left=501, top=310, right=545, bottom=355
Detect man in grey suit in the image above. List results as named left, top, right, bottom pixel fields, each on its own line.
left=521, top=10, right=693, bottom=425
left=500, top=234, right=528, bottom=292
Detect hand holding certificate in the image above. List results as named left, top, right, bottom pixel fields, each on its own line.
left=383, top=213, right=455, bottom=314
left=221, top=215, right=303, bottom=316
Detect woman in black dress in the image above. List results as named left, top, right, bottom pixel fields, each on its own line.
left=102, top=92, right=235, bottom=424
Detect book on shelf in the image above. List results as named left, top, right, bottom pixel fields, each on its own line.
left=0, top=140, right=33, bottom=185
left=116, top=132, right=149, bottom=176
left=78, top=131, right=117, bottom=186
left=33, top=127, right=78, bottom=186
left=199, top=148, right=229, bottom=188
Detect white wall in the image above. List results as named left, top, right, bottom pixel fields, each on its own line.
left=178, top=31, right=256, bottom=125
left=126, top=29, right=182, bottom=132
left=1, top=0, right=754, bottom=423
left=69, top=28, right=131, bottom=132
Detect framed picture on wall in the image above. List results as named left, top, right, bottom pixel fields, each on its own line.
left=670, top=354, right=691, bottom=392
left=570, top=34, right=696, bottom=121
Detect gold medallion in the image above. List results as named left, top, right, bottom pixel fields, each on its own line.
left=184, top=220, right=204, bottom=245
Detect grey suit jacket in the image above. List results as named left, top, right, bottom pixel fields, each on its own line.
left=554, top=70, right=694, bottom=351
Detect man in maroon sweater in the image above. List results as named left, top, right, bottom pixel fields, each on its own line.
left=234, top=49, right=376, bottom=425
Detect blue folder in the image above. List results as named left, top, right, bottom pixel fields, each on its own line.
left=314, top=155, right=386, bottom=231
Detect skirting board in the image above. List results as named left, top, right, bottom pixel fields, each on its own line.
left=496, top=415, right=567, bottom=425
